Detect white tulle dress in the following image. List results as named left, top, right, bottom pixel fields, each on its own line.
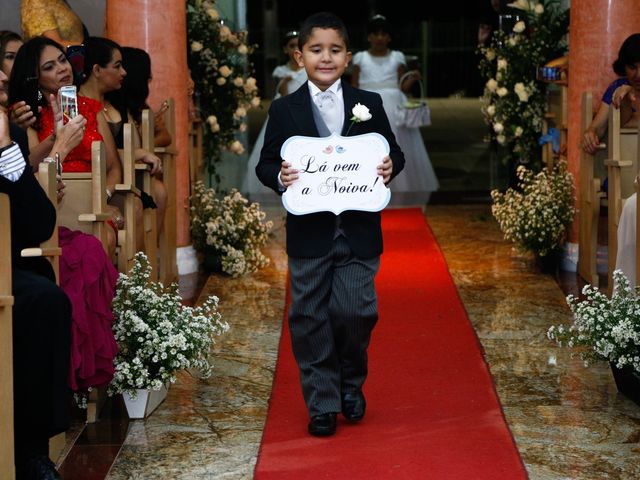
left=615, top=193, right=637, bottom=287
left=353, top=50, right=438, bottom=205
left=243, top=64, right=307, bottom=203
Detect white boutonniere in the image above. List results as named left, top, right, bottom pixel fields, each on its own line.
left=346, top=103, right=372, bottom=135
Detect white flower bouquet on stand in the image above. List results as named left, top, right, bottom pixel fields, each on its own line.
left=190, top=182, right=273, bottom=277
left=109, top=252, right=229, bottom=417
left=491, top=159, right=575, bottom=263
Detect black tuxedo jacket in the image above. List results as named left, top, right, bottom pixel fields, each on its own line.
left=256, top=80, right=405, bottom=259
left=1, top=124, right=57, bottom=280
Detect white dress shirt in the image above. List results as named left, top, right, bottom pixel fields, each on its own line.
left=0, top=142, right=26, bottom=182
left=308, top=79, right=344, bottom=134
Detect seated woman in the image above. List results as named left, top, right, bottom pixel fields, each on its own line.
left=81, top=37, right=168, bottom=237
left=7, top=36, right=120, bottom=393
left=1, top=30, right=22, bottom=74
left=614, top=89, right=640, bottom=288
left=581, top=33, right=640, bottom=154
left=8, top=36, right=127, bottom=252
left=105, top=47, right=172, bottom=233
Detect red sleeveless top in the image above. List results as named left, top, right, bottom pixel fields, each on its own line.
left=37, top=95, right=104, bottom=173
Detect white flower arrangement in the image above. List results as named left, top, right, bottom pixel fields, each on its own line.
left=478, top=0, right=569, bottom=167
left=190, top=181, right=273, bottom=277
left=491, top=159, right=575, bottom=257
left=187, top=0, right=260, bottom=178
left=108, top=252, right=229, bottom=398
left=548, top=270, right=640, bottom=375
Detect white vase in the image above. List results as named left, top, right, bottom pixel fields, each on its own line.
left=122, top=384, right=169, bottom=419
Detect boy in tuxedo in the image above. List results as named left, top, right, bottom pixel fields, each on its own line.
left=256, top=12, right=405, bottom=436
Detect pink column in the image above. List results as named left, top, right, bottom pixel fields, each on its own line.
left=567, top=0, right=640, bottom=240
left=106, top=0, right=190, bottom=248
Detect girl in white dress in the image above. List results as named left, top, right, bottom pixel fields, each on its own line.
left=243, top=31, right=307, bottom=203
left=351, top=15, right=438, bottom=205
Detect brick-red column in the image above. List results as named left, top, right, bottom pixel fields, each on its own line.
left=106, top=0, right=190, bottom=247
left=567, top=0, right=640, bottom=240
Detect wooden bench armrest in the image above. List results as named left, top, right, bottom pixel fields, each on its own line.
left=21, top=247, right=62, bottom=258
left=135, top=163, right=152, bottom=171
left=78, top=213, right=111, bottom=222
left=0, top=295, right=14, bottom=307
left=604, top=159, right=633, bottom=168
left=154, top=146, right=177, bottom=155
left=114, top=184, right=142, bottom=196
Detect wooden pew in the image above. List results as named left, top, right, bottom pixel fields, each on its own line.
left=153, top=99, right=178, bottom=284
left=20, top=161, right=62, bottom=281
left=58, top=141, right=111, bottom=253
left=139, top=110, right=159, bottom=281
left=578, top=92, right=605, bottom=286
left=0, top=193, right=16, bottom=480
left=114, top=124, right=142, bottom=274
left=605, top=106, right=640, bottom=291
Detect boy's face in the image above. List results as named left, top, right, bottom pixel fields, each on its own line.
left=294, top=27, right=351, bottom=90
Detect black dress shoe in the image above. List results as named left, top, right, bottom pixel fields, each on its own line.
left=308, top=412, right=337, bottom=436
left=17, top=454, right=62, bottom=480
left=341, top=391, right=366, bottom=422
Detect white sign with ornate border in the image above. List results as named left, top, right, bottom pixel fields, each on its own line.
left=281, top=133, right=391, bottom=215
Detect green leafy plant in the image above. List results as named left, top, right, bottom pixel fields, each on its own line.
left=478, top=0, right=569, bottom=167
left=190, top=181, right=273, bottom=277
left=548, top=270, right=640, bottom=375
left=186, top=0, right=261, bottom=182
left=108, top=253, right=229, bottom=398
left=491, top=159, right=575, bottom=257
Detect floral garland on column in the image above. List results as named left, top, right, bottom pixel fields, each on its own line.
left=186, top=0, right=261, bottom=181
left=478, top=0, right=569, bottom=168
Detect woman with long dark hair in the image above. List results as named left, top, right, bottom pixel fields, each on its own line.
left=8, top=36, right=122, bottom=191
left=103, top=45, right=170, bottom=233
left=8, top=35, right=120, bottom=398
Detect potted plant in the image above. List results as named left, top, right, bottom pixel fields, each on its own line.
left=189, top=182, right=273, bottom=277
left=548, top=270, right=640, bottom=404
left=490, top=159, right=575, bottom=272
left=108, top=252, right=229, bottom=418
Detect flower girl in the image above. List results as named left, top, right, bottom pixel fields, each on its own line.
left=351, top=14, right=438, bottom=205
left=243, top=30, right=307, bottom=203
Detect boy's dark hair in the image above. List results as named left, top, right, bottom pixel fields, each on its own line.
left=367, top=14, right=390, bottom=35
left=613, top=33, right=640, bottom=76
left=298, top=12, right=349, bottom=50
left=82, top=36, right=122, bottom=81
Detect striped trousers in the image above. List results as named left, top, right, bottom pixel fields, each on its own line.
left=288, top=235, right=380, bottom=417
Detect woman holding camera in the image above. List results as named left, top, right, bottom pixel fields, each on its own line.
left=8, top=36, right=121, bottom=394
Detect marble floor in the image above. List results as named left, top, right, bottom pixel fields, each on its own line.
left=57, top=204, right=640, bottom=479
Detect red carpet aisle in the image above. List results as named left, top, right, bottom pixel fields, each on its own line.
left=254, top=208, right=527, bottom=479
